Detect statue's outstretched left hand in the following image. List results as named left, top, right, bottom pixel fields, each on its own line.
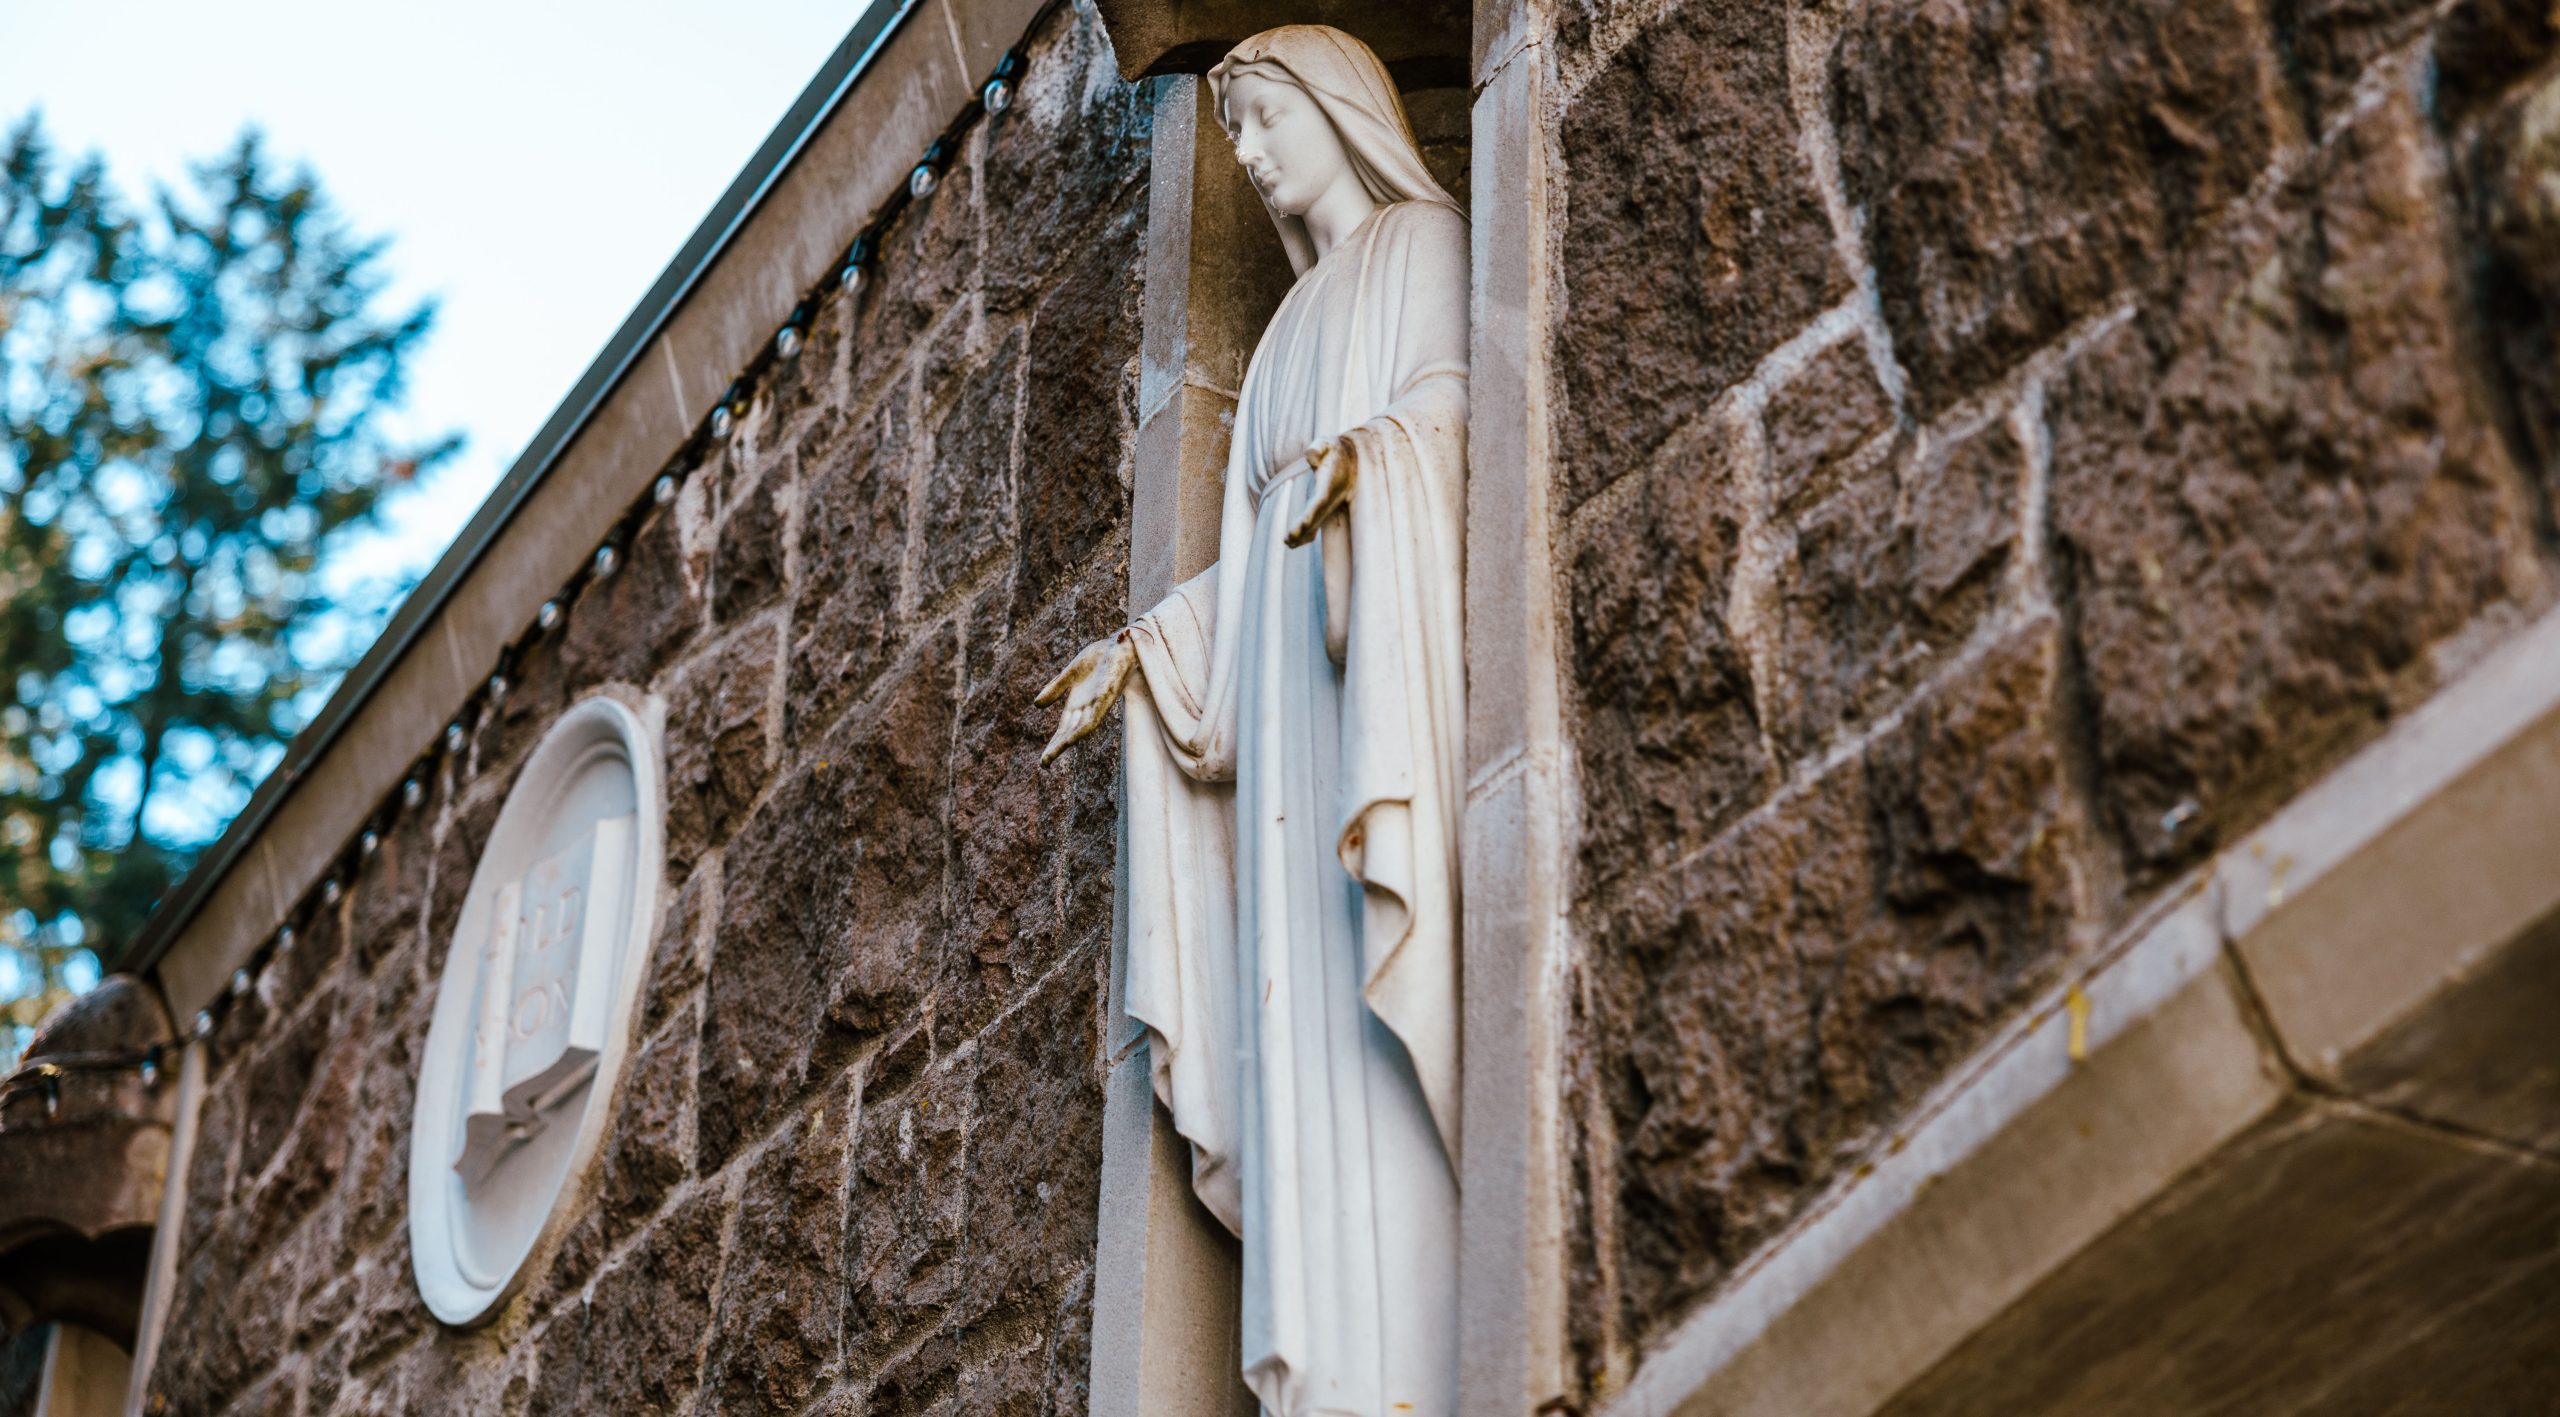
left=1037, top=632, right=1138, bottom=764
left=1284, top=437, right=1356, bottom=549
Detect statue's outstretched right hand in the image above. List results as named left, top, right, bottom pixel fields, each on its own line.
left=1036, top=632, right=1137, bottom=764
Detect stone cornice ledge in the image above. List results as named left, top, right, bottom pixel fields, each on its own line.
left=1602, top=600, right=2560, bottom=1417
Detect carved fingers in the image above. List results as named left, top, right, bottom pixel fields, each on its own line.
left=1284, top=437, right=1356, bottom=549
left=1032, top=637, right=1102, bottom=707
left=1038, top=632, right=1137, bottom=764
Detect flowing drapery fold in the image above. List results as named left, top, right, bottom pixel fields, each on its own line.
left=1117, top=188, right=1467, bottom=1417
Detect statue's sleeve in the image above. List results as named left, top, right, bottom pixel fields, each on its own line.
left=1119, top=619, right=1244, bottom=1234
left=1125, top=398, right=1257, bottom=784
left=1329, top=202, right=1470, bottom=1167
left=1114, top=380, right=1258, bottom=1235
left=1123, top=567, right=1222, bottom=773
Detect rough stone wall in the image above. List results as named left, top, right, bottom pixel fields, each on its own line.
left=142, top=9, right=1147, bottom=1415
left=0, top=1327, right=40, bottom=1417
left=1550, top=0, right=2560, bottom=1396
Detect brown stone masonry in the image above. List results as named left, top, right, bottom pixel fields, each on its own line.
left=143, top=7, right=1147, bottom=1414
left=1550, top=0, right=2560, bottom=1400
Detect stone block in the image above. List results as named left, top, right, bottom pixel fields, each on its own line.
left=424, top=789, right=501, bottom=962
left=1408, top=85, right=1473, bottom=209
left=2268, top=0, right=2434, bottom=119
left=863, top=1014, right=936, bottom=1111
left=698, top=628, right=956, bottom=1172
left=917, top=300, right=983, bottom=425
left=340, top=1248, right=424, bottom=1377
left=920, top=330, right=1027, bottom=608
left=1569, top=419, right=1775, bottom=896
left=2049, top=85, right=2521, bottom=883
left=336, top=1371, right=404, bottom=1417
left=639, top=864, right=711, bottom=1041
left=333, top=991, right=422, bottom=1270
left=597, top=1012, right=696, bottom=1248
left=150, top=1242, right=241, bottom=1411
left=792, top=389, right=915, bottom=738
left=846, top=1062, right=971, bottom=1368
left=969, top=1329, right=1055, bottom=1417
left=1558, top=0, right=1851, bottom=504
left=962, top=963, right=1106, bottom=1310
left=1014, top=194, right=1142, bottom=621
left=240, top=1012, right=363, bottom=1257
left=2463, top=64, right=2560, bottom=517
left=1763, top=335, right=1895, bottom=515
left=1585, top=625, right=2086, bottom=1347
left=663, top=616, right=779, bottom=871
left=227, top=1367, right=298, bottom=1417
left=2436, top=0, right=2560, bottom=121
left=532, top=1181, right=726, bottom=1415
left=390, top=1325, right=517, bottom=1417
left=947, top=1289, right=1079, bottom=1417
left=713, top=468, right=789, bottom=624
left=1127, top=388, right=1233, bottom=614
left=271, top=885, right=348, bottom=1004
left=563, top=503, right=699, bottom=692
left=528, top=1306, right=585, bottom=1416
left=205, top=973, right=271, bottom=1065
left=854, top=1324, right=968, bottom=1416
left=480, top=621, right=571, bottom=785
left=350, top=782, right=432, bottom=980
left=230, top=1228, right=310, bottom=1385
left=1043, top=1271, right=1096, bottom=1417
left=293, top=1265, right=356, bottom=1357
left=941, top=578, right=1122, bottom=1041
left=180, top=1071, right=239, bottom=1262
left=1765, top=415, right=2021, bottom=763
left=300, top=1327, right=356, bottom=1414
left=1834, top=0, right=2288, bottom=414
left=767, top=268, right=856, bottom=441
left=237, top=989, right=335, bottom=1183
left=982, top=13, right=1153, bottom=315
left=704, top=1094, right=855, bottom=1411
left=847, top=154, right=979, bottom=408
left=1136, top=74, right=1288, bottom=420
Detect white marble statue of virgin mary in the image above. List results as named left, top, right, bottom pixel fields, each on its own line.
left=1036, top=24, right=1467, bottom=1417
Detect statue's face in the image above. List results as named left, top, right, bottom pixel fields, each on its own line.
left=1223, top=71, right=1355, bottom=219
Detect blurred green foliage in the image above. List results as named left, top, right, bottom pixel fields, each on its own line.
left=0, top=114, right=452, bottom=1066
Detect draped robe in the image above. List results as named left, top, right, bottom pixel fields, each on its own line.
left=1119, top=197, right=1468, bottom=1417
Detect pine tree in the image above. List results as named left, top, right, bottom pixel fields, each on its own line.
left=0, top=115, right=452, bottom=1063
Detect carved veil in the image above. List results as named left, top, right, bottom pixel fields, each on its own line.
left=1208, top=27, right=1462, bottom=275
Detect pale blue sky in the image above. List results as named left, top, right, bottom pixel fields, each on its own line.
left=2, top=0, right=876, bottom=587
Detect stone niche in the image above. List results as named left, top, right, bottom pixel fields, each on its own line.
left=1093, top=0, right=1470, bottom=82
left=409, top=696, right=665, bottom=1326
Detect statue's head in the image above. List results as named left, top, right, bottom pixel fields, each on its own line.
left=1209, top=25, right=1458, bottom=273
left=1221, top=67, right=1357, bottom=222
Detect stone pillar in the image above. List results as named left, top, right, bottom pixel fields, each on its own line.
left=1087, top=71, right=1288, bottom=1417
left=34, top=1324, right=131, bottom=1417
left=122, top=1041, right=202, bottom=1417
left=1459, top=2, right=1572, bottom=1412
